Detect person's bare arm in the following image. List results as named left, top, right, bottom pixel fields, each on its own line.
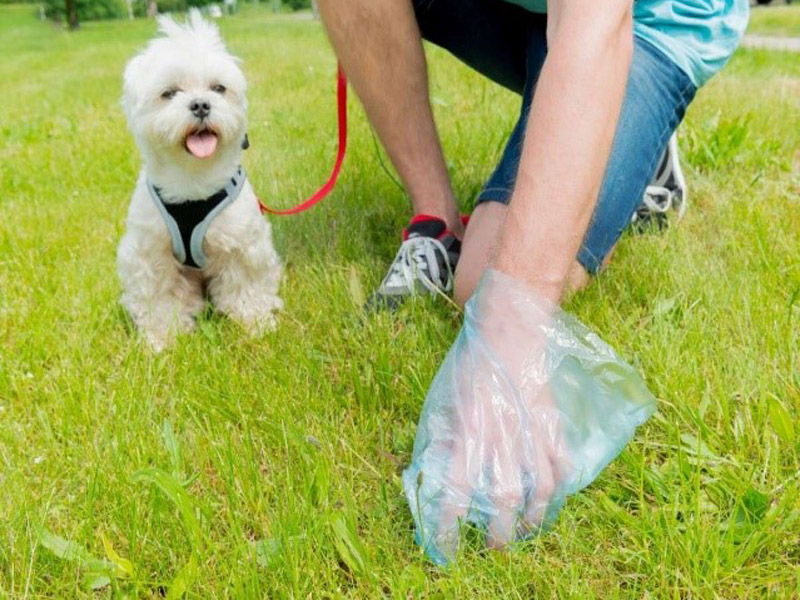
left=493, top=0, right=634, bottom=303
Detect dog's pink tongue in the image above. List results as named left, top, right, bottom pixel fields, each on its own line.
left=185, top=131, right=218, bottom=158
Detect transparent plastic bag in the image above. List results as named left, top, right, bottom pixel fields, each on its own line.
left=402, top=268, right=656, bottom=564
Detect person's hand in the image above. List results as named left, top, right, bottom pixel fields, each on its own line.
left=403, top=269, right=657, bottom=564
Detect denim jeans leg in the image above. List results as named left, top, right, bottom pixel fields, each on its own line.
left=477, top=29, right=547, bottom=203
left=577, top=38, right=697, bottom=273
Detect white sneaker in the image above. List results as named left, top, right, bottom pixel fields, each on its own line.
left=632, top=133, right=688, bottom=230
left=366, top=215, right=464, bottom=311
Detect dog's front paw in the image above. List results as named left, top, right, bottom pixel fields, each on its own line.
left=143, top=329, right=172, bottom=353
left=135, top=310, right=197, bottom=352
left=242, top=312, right=278, bottom=336
left=226, top=295, right=283, bottom=336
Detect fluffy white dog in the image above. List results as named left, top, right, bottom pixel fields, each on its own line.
left=118, top=11, right=282, bottom=351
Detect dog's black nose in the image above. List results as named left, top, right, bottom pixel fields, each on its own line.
left=189, top=99, right=211, bottom=119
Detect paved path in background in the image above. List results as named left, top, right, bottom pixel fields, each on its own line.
left=742, top=35, right=800, bottom=51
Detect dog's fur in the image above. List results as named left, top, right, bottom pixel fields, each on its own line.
left=118, top=11, right=282, bottom=350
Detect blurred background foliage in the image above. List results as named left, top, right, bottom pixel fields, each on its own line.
left=0, top=0, right=312, bottom=25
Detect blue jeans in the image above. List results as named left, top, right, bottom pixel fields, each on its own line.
left=413, top=0, right=697, bottom=273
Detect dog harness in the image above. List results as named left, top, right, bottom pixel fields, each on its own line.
left=147, top=166, right=246, bottom=270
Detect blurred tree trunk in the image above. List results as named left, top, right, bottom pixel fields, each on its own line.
left=65, top=0, right=78, bottom=29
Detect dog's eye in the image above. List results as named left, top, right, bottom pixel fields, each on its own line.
left=211, top=84, right=226, bottom=94
left=161, top=88, right=178, bottom=100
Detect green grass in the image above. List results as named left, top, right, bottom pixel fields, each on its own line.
left=1, top=4, right=799, bottom=597
left=749, top=3, right=800, bottom=37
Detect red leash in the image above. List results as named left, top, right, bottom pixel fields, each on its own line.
left=259, top=65, right=348, bottom=216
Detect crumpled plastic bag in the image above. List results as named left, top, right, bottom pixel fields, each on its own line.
left=402, top=268, right=656, bottom=565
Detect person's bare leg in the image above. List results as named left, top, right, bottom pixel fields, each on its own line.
left=316, top=0, right=464, bottom=238
left=454, top=202, right=605, bottom=307
left=454, top=203, right=505, bottom=306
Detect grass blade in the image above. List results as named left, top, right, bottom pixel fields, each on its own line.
left=38, top=529, right=115, bottom=590
left=100, top=531, right=134, bottom=577
left=165, top=555, right=198, bottom=600
left=132, top=467, right=205, bottom=552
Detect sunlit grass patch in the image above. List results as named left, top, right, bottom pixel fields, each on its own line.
left=0, top=4, right=798, bottom=598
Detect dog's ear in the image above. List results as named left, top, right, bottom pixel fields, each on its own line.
left=241, top=134, right=249, bottom=150
left=122, top=53, right=145, bottom=122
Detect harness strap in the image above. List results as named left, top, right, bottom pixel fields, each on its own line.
left=148, top=166, right=246, bottom=270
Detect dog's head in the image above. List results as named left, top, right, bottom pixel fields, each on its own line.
left=123, top=10, right=247, bottom=171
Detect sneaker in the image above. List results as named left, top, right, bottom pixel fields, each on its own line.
left=366, top=214, right=466, bottom=310
left=632, top=133, right=688, bottom=231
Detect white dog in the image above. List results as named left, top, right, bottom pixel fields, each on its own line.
left=118, top=11, right=282, bottom=351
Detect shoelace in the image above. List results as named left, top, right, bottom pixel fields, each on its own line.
left=641, top=185, right=674, bottom=214
left=382, top=235, right=454, bottom=294
left=634, top=184, right=687, bottom=223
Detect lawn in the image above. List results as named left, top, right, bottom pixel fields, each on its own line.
left=749, top=3, right=800, bottom=37
left=1, top=3, right=799, bottom=598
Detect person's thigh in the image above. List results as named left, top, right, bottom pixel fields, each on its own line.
left=458, top=38, right=697, bottom=301
left=474, top=36, right=697, bottom=276
left=412, top=0, right=546, bottom=94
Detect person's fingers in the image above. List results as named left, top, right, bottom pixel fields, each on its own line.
left=522, top=434, right=556, bottom=532
left=540, top=383, right=574, bottom=503
left=486, top=507, right=519, bottom=549
left=485, top=401, right=525, bottom=549
left=427, top=359, right=483, bottom=561
left=486, top=461, right=524, bottom=548
left=432, top=437, right=472, bottom=559
left=520, top=392, right=560, bottom=532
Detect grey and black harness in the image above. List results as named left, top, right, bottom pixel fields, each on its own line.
left=147, top=166, right=246, bottom=270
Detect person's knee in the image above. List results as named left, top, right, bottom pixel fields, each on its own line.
left=453, top=202, right=507, bottom=308
left=566, top=247, right=615, bottom=295
left=459, top=260, right=590, bottom=305
left=454, top=267, right=479, bottom=308
left=459, top=251, right=603, bottom=305
left=566, top=262, right=591, bottom=294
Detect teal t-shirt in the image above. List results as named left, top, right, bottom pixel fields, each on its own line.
left=505, top=0, right=749, bottom=87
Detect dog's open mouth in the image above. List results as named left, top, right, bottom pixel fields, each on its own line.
left=184, top=128, right=218, bottom=159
